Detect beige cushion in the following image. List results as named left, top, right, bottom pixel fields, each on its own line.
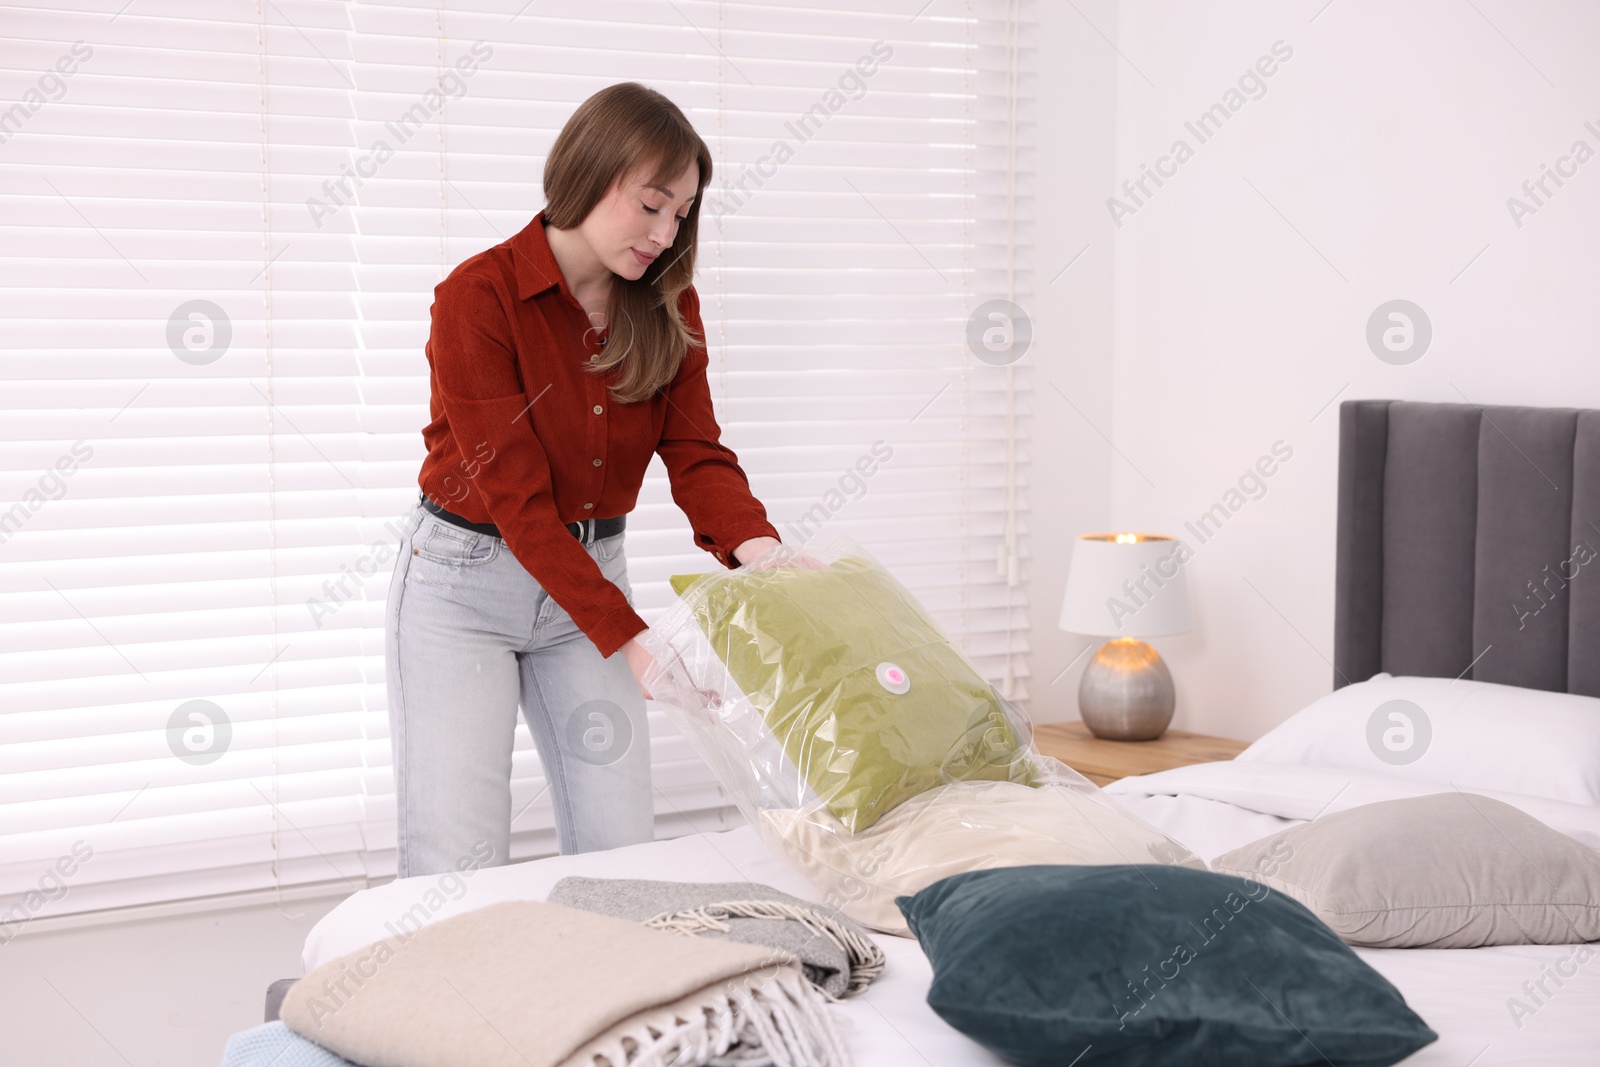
left=1210, top=792, right=1600, bottom=948
left=761, top=778, right=1204, bottom=937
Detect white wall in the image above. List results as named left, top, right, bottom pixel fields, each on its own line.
left=1034, top=0, right=1600, bottom=738
left=1025, top=0, right=1121, bottom=721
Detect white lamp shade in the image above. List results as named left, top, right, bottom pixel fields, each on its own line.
left=1058, top=533, right=1194, bottom=637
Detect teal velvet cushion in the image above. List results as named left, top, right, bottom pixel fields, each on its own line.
left=897, top=865, right=1438, bottom=1067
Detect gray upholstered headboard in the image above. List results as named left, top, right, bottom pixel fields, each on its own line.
left=1333, top=399, right=1600, bottom=697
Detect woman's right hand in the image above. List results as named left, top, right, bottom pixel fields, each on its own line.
left=620, top=635, right=656, bottom=700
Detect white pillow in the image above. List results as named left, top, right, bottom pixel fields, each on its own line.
left=1237, top=674, right=1600, bottom=807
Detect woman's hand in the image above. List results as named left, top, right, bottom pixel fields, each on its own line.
left=620, top=635, right=656, bottom=700
left=731, top=536, right=828, bottom=571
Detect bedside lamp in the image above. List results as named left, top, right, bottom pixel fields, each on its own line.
left=1058, top=532, right=1193, bottom=741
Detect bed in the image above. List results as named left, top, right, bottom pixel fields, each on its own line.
left=258, top=399, right=1600, bottom=1065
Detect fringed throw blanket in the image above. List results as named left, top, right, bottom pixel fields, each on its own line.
left=548, top=878, right=885, bottom=1000
left=280, top=900, right=847, bottom=1067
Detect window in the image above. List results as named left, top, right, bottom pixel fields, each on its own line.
left=0, top=0, right=1033, bottom=919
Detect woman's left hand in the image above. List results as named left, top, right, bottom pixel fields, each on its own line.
left=731, top=536, right=827, bottom=571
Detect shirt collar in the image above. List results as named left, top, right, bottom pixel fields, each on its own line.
left=511, top=210, right=567, bottom=302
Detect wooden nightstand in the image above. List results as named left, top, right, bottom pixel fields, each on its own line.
left=1032, top=721, right=1248, bottom=787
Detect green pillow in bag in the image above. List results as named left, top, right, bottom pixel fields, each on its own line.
left=668, top=555, right=1036, bottom=832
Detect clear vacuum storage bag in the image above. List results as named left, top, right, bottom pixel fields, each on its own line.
left=639, top=536, right=1203, bottom=936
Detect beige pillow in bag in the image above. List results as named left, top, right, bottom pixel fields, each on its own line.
left=762, top=777, right=1205, bottom=937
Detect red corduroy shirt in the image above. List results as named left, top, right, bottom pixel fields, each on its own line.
left=416, top=210, right=780, bottom=658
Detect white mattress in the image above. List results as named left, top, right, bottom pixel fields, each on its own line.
left=304, top=761, right=1600, bottom=1066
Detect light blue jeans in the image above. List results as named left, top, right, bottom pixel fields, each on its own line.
left=384, top=504, right=654, bottom=878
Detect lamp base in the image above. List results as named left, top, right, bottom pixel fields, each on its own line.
left=1077, top=638, right=1175, bottom=741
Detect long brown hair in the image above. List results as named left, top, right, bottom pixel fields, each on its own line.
left=542, top=83, right=713, bottom=404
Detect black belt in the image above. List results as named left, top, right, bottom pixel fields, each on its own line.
left=418, top=492, right=624, bottom=546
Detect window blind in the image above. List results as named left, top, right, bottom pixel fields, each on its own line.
left=0, top=0, right=1035, bottom=922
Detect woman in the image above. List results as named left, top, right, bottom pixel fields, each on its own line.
left=384, top=82, right=806, bottom=879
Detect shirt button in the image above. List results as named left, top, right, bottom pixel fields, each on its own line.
left=593, top=405, right=603, bottom=415
left=592, top=457, right=603, bottom=466
left=583, top=502, right=594, bottom=509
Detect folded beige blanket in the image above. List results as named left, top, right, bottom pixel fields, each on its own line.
left=281, top=900, right=847, bottom=1067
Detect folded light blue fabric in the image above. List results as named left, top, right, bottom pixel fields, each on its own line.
left=219, top=1021, right=358, bottom=1067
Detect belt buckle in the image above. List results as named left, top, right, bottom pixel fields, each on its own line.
left=582, top=517, right=595, bottom=545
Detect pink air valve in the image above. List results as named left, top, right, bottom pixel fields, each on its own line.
left=876, top=662, right=911, bottom=695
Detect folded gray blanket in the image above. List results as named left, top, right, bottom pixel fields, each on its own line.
left=548, top=877, right=885, bottom=999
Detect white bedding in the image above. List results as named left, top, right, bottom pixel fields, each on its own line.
left=304, top=760, right=1600, bottom=1066
left=305, top=826, right=1006, bottom=1066
left=1103, top=760, right=1600, bottom=861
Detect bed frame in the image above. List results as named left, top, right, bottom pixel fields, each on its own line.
left=260, top=397, right=1595, bottom=1022
left=1333, top=399, right=1600, bottom=697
